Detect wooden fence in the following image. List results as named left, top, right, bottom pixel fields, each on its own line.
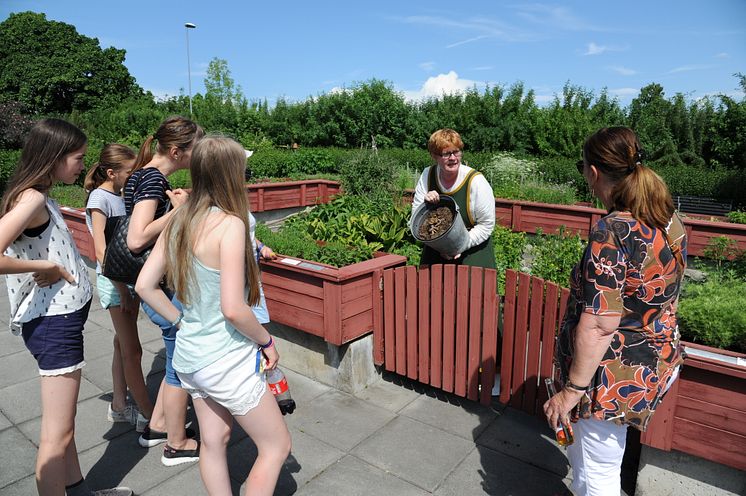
left=372, top=265, right=500, bottom=405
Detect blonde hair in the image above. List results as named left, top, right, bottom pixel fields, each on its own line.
left=427, top=128, right=464, bottom=155
left=583, top=127, right=674, bottom=229
left=131, top=116, right=204, bottom=175
left=83, top=143, right=136, bottom=197
left=162, top=135, right=260, bottom=306
left=1, top=118, right=87, bottom=216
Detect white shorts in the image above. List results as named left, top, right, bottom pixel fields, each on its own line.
left=567, top=417, right=628, bottom=496
left=176, top=345, right=267, bottom=416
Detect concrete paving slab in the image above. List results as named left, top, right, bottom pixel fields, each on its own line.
left=230, top=426, right=345, bottom=495
left=82, top=347, right=164, bottom=393
left=399, top=390, right=499, bottom=441
left=283, top=366, right=332, bottom=405
left=78, top=430, right=195, bottom=495
left=0, top=374, right=102, bottom=425
left=141, top=463, right=207, bottom=496
left=0, top=331, right=26, bottom=358
left=0, top=427, right=39, bottom=488
left=0, top=474, right=38, bottom=495
left=353, top=372, right=423, bottom=413
left=296, top=455, right=430, bottom=496
left=0, top=350, right=39, bottom=389
left=0, top=410, right=10, bottom=431
left=351, top=415, right=474, bottom=492
left=286, top=389, right=396, bottom=452
left=435, top=444, right=572, bottom=496
left=17, top=394, right=134, bottom=450
left=83, top=328, right=121, bottom=361
left=476, top=407, right=570, bottom=478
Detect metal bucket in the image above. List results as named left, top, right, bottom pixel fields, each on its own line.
left=411, top=195, right=469, bottom=257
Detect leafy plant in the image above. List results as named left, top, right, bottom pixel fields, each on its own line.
left=703, top=236, right=742, bottom=273
left=529, top=227, right=586, bottom=285
left=727, top=210, right=746, bottom=224
left=339, top=151, right=397, bottom=196
left=492, top=225, right=527, bottom=293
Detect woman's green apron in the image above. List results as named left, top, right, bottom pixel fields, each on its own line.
left=420, top=167, right=495, bottom=269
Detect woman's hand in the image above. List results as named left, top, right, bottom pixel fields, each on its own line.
left=543, top=387, right=585, bottom=430
left=32, top=262, right=75, bottom=288
left=259, top=245, right=276, bottom=260
left=262, top=343, right=279, bottom=370
left=424, top=190, right=440, bottom=203
left=166, top=188, right=189, bottom=209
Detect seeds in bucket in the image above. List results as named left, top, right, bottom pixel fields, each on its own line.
left=417, top=206, right=454, bottom=240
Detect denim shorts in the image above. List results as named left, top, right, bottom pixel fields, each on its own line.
left=141, top=290, right=183, bottom=387
left=22, top=299, right=92, bottom=376
left=96, top=273, right=135, bottom=309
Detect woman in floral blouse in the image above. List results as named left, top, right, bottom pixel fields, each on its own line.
left=543, top=127, right=687, bottom=496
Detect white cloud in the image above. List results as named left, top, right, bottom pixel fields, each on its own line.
left=608, top=65, right=637, bottom=76
left=667, top=64, right=712, bottom=74
left=401, top=71, right=484, bottom=101
left=146, top=88, right=181, bottom=101
left=471, top=66, right=494, bottom=71
left=715, top=52, right=730, bottom=59
left=394, top=15, right=540, bottom=44
left=584, top=42, right=607, bottom=55
left=419, top=61, right=436, bottom=72
left=446, top=35, right=491, bottom=49
left=609, top=87, right=639, bottom=98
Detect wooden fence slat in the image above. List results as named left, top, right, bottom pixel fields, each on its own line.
left=442, top=265, right=457, bottom=393
left=522, top=277, right=545, bottom=415
left=455, top=266, right=471, bottom=397
left=383, top=269, right=396, bottom=371
left=467, top=267, right=484, bottom=402
left=480, top=270, right=499, bottom=405
left=510, top=272, right=531, bottom=409
left=430, top=265, right=443, bottom=388
left=418, top=268, right=430, bottom=384
left=538, top=282, right=559, bottom=408
left=372, top=269, right=384, bottom=365
left=499, top=270, right=518, bottom=405
left=558, top=288, right=570, bottom=325
left=394, top=267, right=407, bottom=376
left=406, top=266, right=419, bottom=380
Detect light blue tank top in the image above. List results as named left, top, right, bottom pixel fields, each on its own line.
left=172, top=256, right=253, bottom=374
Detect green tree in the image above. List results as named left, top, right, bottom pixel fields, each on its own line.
left=0, top=12, right=140, bottom=113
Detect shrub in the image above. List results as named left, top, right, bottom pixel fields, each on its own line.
left=529, top=227, right=586, bottom=286
left=678, top=275, right=746, bottom=353
left=340, top=151, right=398, bottom=196
left=492, top=225, right=527, bottom=293
left=727, top=210, right=746, bottom=224
left=0, top=149, right=21, bottom=194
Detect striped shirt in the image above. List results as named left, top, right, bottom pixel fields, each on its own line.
left=123, top=167, right=171, bottom=218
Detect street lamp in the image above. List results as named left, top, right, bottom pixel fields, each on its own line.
left=184, top=22, right=196, bottom=116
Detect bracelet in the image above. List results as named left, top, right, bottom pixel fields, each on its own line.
left=564, top=380, right=590, bottom=392
left=258, top=336, right=274, bottom=349
left=257, top=242, right=265, bottom=252
left=170, top=311, right=183, bottom=328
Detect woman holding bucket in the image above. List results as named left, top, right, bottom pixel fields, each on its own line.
left=409, top=128, right=496, bottom=268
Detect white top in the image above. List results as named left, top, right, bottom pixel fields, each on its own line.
left=410, top=164, right=496, bottom=250
left=5, top=198, right=93, bottom=334
left=85, top=188, right=126, bottom=273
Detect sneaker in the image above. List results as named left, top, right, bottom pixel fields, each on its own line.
left=107, top=404, right=139, bottom=424
left=92, top=487, right=133, bottom=496
left=135, top=412, right=149, bottom=433
left=138, top=425, right=197, bottom=448
left=161, top=441, right=200, bottom=466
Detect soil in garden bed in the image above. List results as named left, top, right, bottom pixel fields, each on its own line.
left=418, top=206, right=454, bottom=240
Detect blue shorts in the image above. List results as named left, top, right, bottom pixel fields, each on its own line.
left=22, top=299, right=92, bottom=376
left=141, top=290, right=183, bottom=387
left=96, top=273, right=135, bottom=309
left=251, top=284, right=270, bottom=324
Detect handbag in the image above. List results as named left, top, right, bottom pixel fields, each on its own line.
left=101, top=214, right=151, bottom=285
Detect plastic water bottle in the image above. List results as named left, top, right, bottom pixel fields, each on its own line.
left=544, top=378, right=574, bottom=446
left=266, top=367, right=296, bottom=415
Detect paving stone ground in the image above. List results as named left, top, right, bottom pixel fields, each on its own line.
left=0, top=267, right=575, bottom=495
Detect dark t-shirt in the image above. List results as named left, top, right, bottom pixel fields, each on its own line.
left=123, top=167, right=171, bottom=219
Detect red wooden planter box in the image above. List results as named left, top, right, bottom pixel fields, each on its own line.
left=60, top=207, right=96, bottom=262
left=260, top=252, right=406, bottom=346
left=641, top=342, right=746, bottom=471
left=246, top=179, right=341, bottom=212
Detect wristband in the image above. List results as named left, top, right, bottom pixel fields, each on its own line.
left=171, top=311, right=183, bottom=328
left=564, top=380, right=590, bottom=392
left=258, top=336, right=274, bottom=349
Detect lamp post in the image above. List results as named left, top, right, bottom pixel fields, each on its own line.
left=184, top=22, right=196, bottom=116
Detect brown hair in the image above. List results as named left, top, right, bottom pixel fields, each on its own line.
left=162, top=135, right=261, bottom=306
left=1, top=118, right=87, bottom=216
left=583, top=126, right=674, bottom=229
left=83, top=143, right=136, bottom=196
left=131, top=116, right=204, bottom=174
left=427, top=128, right=464, bottom=155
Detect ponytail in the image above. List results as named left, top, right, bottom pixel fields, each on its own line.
left=83, top=163, right=108, bottom=194
left=131, top=135, right=156, bottom=175
left=84, top=143, right=137, bottom=202
left=130, top=116, right=204, bottom=178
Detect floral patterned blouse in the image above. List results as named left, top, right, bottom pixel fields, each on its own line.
left=556, top=211, right=687, bottom=431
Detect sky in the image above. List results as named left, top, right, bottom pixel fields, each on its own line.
left=2, top=1, right=745, bottom=106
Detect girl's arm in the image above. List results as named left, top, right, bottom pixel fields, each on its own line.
left=0, top=190, right=74, bottom=285
left=127, top=199, right=173, bottom=252
left=135, top=234, right=179, bottom=322
left=89, top=209, right=108, bottom=265
left=219, top=216, right=278, bottom=366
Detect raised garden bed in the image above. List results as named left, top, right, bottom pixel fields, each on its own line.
left=260, top=252, right=406, bottom=346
